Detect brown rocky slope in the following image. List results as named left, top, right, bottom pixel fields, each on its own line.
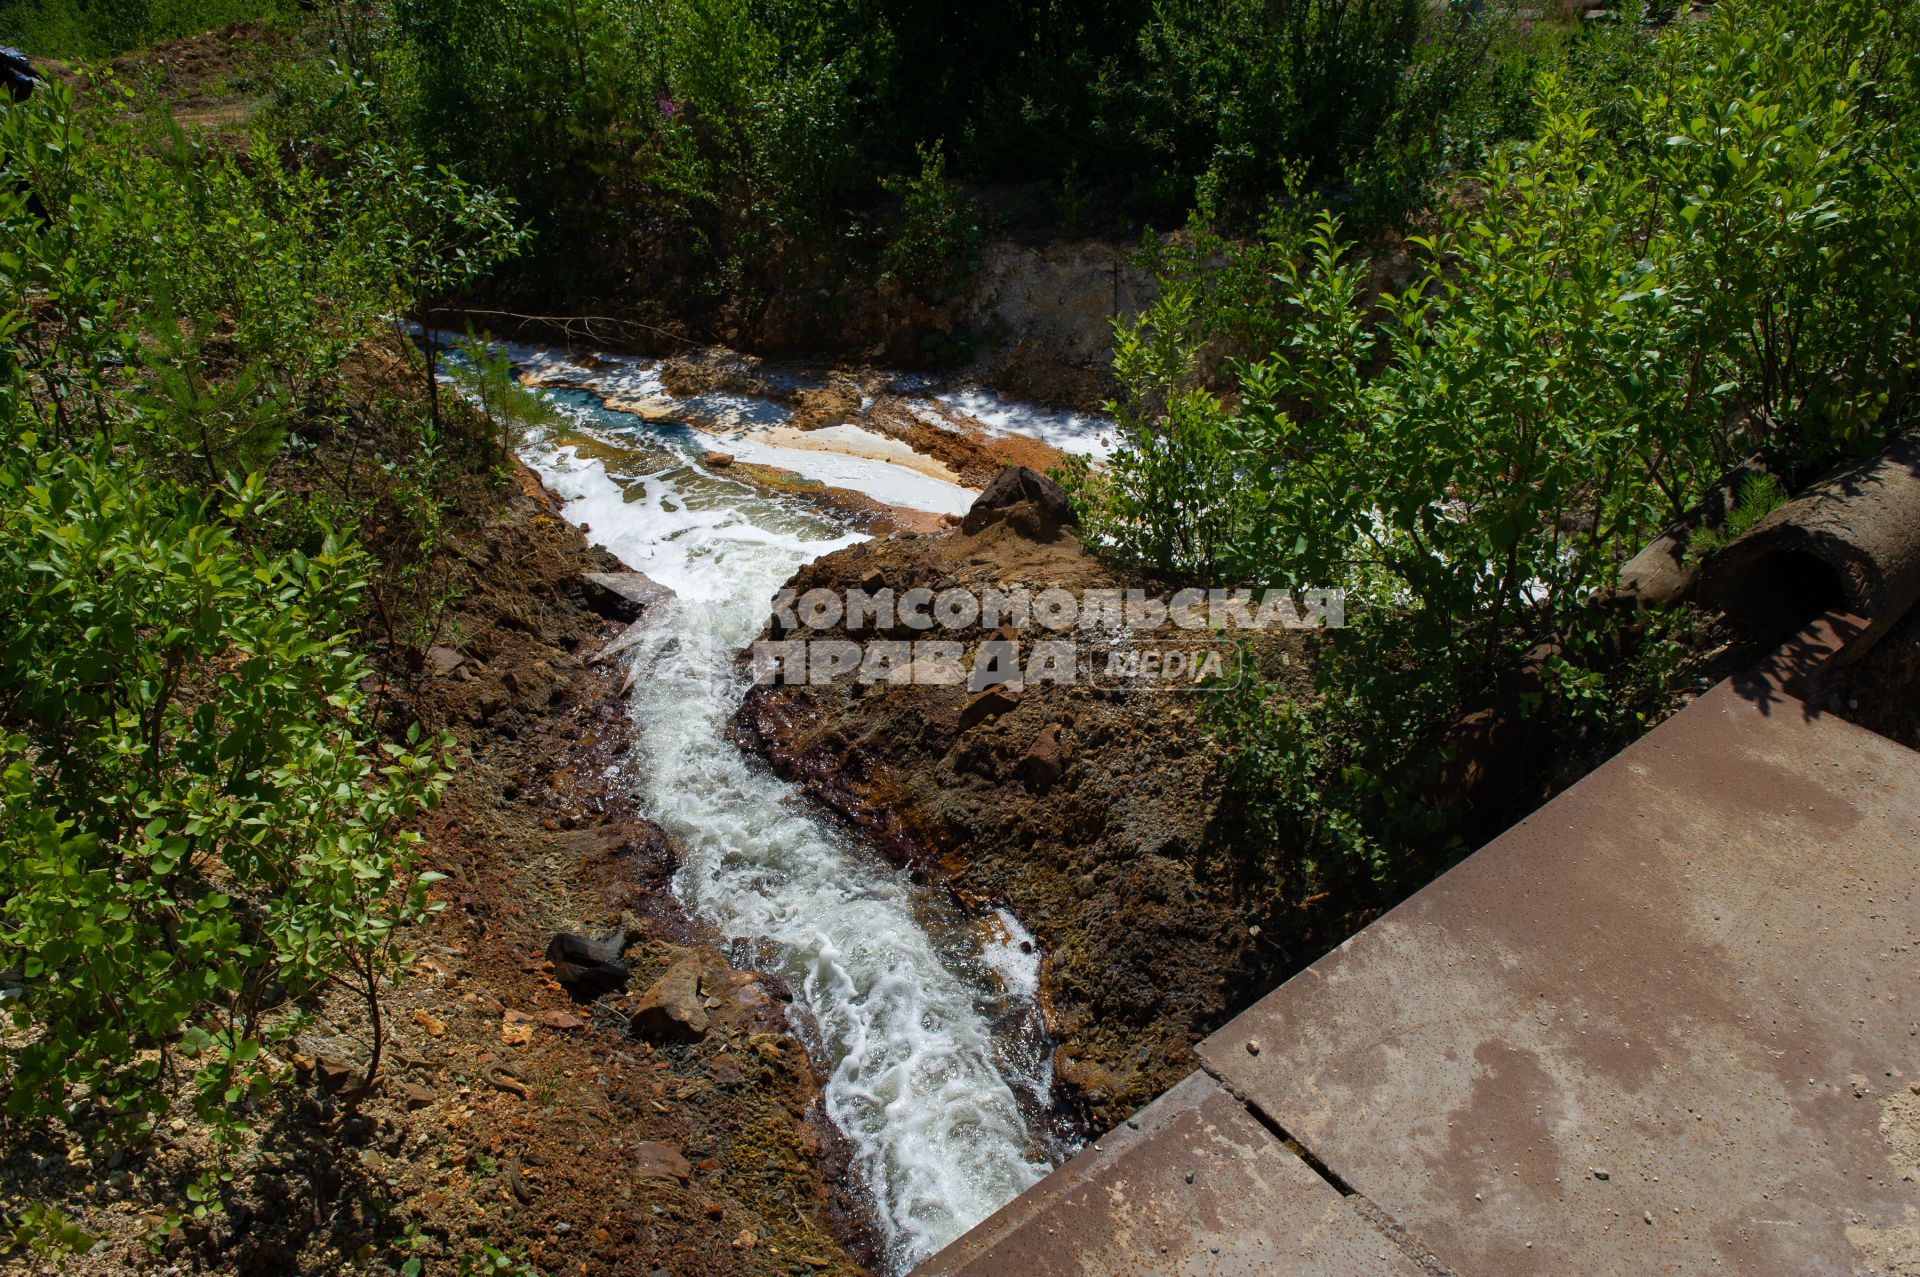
left=729, top=475, right=1329, bottom=1129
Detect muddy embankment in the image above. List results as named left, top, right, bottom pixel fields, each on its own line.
left=368, top=465, right=871, bottom=1277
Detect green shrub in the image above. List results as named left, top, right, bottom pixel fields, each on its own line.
left=288, top=0, right=1560, bottom=318
left=382, top=0, right=653, bottom=222
left=1132, top=0, right=1424, bottom=205
left=0, top=459, right=451, bottom=1140
left=4, top=77, right=518, bottom=473
left=0, top=0, right=291, bottom=60
left=1076, top=0, right=1920, bottom=890
left=878, top=141, right=980, bottom=293
left=0, top=63, right=506, bottom=1204
left=6, top=1202, right=98, bottom=1258
left=371, top=0, right=864, bottom=301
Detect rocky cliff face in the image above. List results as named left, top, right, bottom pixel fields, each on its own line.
left=728, top=505, right=1307, bottom=1128
left=956, top=239, right=1157, bottom=411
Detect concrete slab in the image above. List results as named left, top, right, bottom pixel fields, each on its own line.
left=1199, top=680, right=1920, bottom=1276
left=916, top=1072, right=1425, bottom=1277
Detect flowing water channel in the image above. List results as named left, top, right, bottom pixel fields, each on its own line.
left=478, top=344, right=1098, bottom=1272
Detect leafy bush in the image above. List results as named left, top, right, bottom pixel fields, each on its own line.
left=381, top=0, right=653, bottom=251
left=6, top=1201, right=98, bottom=1258
left=5, top=76, right=519, bottom=472
left=1130, top=0, right=1424, bottom=208
left=370, top=0, right=866, bottom=303
left=0, top=459, right=450, bottom=1140
left=281, top=0, right=1558, bottom=325
left=7, top=72, right=524, bottom=660
left=878, top=141, right=980, bottom=293
left=1074, top=0, right=1920, bottom=891
left=0, top=65, right=510, bottom=1213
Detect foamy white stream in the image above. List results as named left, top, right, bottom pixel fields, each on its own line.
left=499, top=373, right=1057, bottom=1272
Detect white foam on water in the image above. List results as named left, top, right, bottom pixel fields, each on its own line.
left=707, top=427, right=977, bottom=515
left=512, top=344, right=669, bottom=400
left=930, top=388, right=1119, bottom=464
left=505, top=386, right=1051, bottom=1272
left=635, top=617, right=1052, bottom=1267
left=484, top=336, right=976, bottom=515
left=441, top=333, right=1113, bottom=466
left=978, top=908, right=1042, bottom=1001
left=530, top=438, right=861, bottom=601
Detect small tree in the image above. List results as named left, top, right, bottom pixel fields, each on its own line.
left=353, top=142, right=527, bottom=435
left=0, top=457, right=452, bottom=1147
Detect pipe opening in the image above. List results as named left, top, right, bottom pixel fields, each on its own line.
left=1715, top=547, right=1849, bottom=637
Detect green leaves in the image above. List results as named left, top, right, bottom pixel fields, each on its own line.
left=0, top=71, right=457, bottom=1216
left=8, top=1203, right=98, bottom=1258
left=0, top=434, right=451, bottom=1141
left=1078, top=0, right=1920, bottom=896
left=877, top=140, right=981, bottom=295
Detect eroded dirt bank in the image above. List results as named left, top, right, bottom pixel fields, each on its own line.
left=372, top=466, right=869, bottom=1277
left=4, top=462, right=865, bottom=1277
left=727, top=497, right=1344, bottom=1130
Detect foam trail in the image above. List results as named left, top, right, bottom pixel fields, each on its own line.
left=512, top=386, right=1052, bottom=1271
left=928, top=387, right=1120, bottom=464
left=706, top=427, right=977, bottom=515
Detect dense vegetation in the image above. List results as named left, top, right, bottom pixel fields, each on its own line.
left=246, top=0, right=1553, bottom=339
left=0, top=71, right=522, bottom=1252
left=1070, top=0, right=1920, bottom=902
left=5, top=0, right=1919, bottom=1262
left=0, top=0, right=284, bottom=59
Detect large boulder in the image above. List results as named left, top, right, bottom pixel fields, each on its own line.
left=546, top=928, right=630, bottom=998
left=630, top=959, right=710, bottom=1041
left=961, top=466, right=1078, bottom=540
left=580, top=571, right=676, bottom=623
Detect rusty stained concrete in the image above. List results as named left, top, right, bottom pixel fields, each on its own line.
left=1200, top=677, right=1920, bottom=1276
left=916, top=1072, right=1426, bottom=1277
left=918, top=658, right=1920, bottom=1276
